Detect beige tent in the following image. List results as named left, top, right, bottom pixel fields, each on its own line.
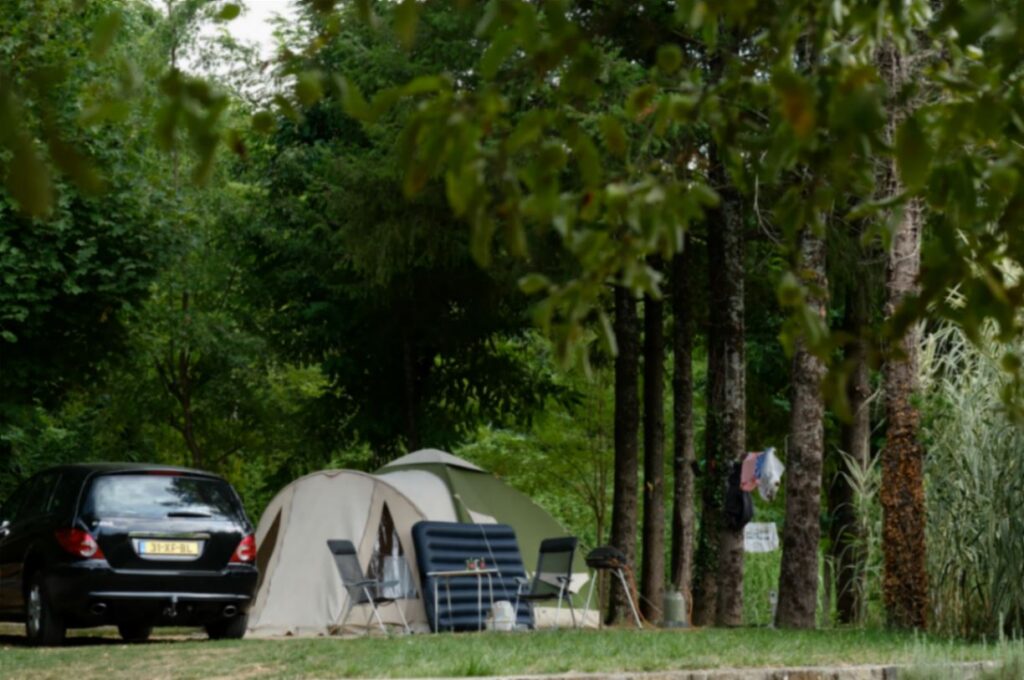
left=247, top=451, right=598, bottom=636
left=247, top=470, right=431, bottom=636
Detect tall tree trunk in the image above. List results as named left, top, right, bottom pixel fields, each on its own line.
left=641, top=263, right=666, bottom=622
left=692, top=230, right=725, bottom=626
left=879, top=40, right=929, bottom=631
left=670, top=242, right=697, bottom=606
left=830, top=283, right=871, bottom=624
left=776, top=226, right=828, bottom=629
left=693, top=161, right=746, bottom=626
left=608, top=285, right=640, bottom=624
left=714, top=175, right=746, bottom=627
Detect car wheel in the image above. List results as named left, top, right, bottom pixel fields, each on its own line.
left=25, top=572, right=66, bottom=646
left=117, top=623, right=153, bottom=643
left=206, top=613, right=248, bottom=640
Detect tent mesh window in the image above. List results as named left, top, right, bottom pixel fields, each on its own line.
left=368, top=503, right=417, bottom=599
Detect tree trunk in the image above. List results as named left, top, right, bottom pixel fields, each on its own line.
left=641, top=264, right=666, bottom=622
left=830, top=283, right=871, bottom=624
left=670, top=243, right=697, bottom=606
left=714, top=174, right=746, bottom=627
left=608, top=284, right=640, bottom=624
left=692, top=230, right=724, bottom=626
left=776, top=226, right=828, bottom=629
left=693, top=161, right=746, bottom=627
left=879, top=40, right=929, bottom=631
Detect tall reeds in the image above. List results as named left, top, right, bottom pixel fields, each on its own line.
left=921, top=324, right=1024, bottom=639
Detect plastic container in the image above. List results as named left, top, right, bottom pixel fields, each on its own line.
left=662, top=590, right=688, bottom=628
left=487, top=600, right=517, bottom=632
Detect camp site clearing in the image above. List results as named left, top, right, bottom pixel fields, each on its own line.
left=2, top=624, right=1021, bottom=679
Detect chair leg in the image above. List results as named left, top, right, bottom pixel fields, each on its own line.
left=393, top=600, right=411, bottom=635
left=616, top=568, right=642, bottom=629
left=364, top=587, right=388, bottom=635
left=338, top=598, right=354, bottom=633
left=567, top=587, right=578, bottom=629
left=583, top=571, right=599, bottom=630
left=556, top=591, right=564, bottom=630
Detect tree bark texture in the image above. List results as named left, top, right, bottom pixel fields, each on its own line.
left=608, top=285, right=640, bottom=625
left=713, top=176, right=747, bottom=627
left=830, top=283, right=871, bottom=624
left=879, top=40, right=929, bottom=631
left=776, top=226, right=828, bottom=629
left=641, top=273, right=666, bottom=622
left=670, top=245, right=697, bottom=604
left=693, top=162, right=746, bottom=627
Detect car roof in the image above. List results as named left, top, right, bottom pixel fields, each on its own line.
left=43, top=462, right=223, bottom=479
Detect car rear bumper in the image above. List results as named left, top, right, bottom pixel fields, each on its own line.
left=46, top=559, right=257, bottom=626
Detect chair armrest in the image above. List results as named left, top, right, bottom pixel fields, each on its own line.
left=351, top=579, right=378, bottom=587
left=514, top=576, right=530, bottom=592
left=556, top=575, right=571, bottom=584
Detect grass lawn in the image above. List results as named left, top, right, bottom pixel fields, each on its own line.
left=1, top=623, right=1020, bottom=679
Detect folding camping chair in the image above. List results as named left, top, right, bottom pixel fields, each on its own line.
left=326, top=539, right=412, bottom=635
left=513, top=536, right=579, bottom=629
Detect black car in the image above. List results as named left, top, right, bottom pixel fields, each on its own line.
left=0, top=463, right=258, bottom=645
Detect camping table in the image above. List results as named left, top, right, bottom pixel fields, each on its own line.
left=426, top=568, right=499, bottom=632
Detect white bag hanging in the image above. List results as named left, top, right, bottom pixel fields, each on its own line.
left=758, top=447, right=785, bottom=501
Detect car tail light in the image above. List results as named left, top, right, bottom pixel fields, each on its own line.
left=55, top=528, right=105, bottom=559
left=231, top=534, right=256, bottom=563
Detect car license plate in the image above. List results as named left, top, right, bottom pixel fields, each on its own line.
left=139, top=540, right=200, bottom=557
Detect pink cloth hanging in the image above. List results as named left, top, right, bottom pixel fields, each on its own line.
left=740, top=451, right=761, bottom=492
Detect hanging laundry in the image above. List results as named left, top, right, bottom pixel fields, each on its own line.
left=724, top=462, right=754, bottom=530
left=740, top=451, right=761, bottom=492
left=757, top=447, right=785, bottom=501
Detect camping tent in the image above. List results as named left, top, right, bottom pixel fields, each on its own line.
left=376, top=450, right=595, bottom=628
left=377, top=452, right=589, bottom=581
left=247, top=450, right=596, bottom=636
left=247, top=470, right=431, bottom=636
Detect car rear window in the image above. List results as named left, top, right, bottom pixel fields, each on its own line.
left=82, top=474, right=244, bottom=521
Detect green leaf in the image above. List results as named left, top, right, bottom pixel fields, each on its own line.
left=401, top=75, right=447, bottom=96
left=90, top=10, right=123, bottom=61
left=216, top=3, right=241, bottom=21
left=518, top=273, right=551, bottom=295
left=470, top=216, right=495, bottom=267
left=1, top=330, right=16, bottom=343
left=445, top=170, right=469, bottom=216
left=773, top=70, right=816, bottom=138
left=656, top=44, right=683, bottom=75
left=335, top=76, right=371, bottom=121
left=296, top=71, right=324, bottom=107
left=7, top=135, right=53, bottom=218
left=252, top=111, right=276, bottom=133
left=599, top=116, right=628, bottom=157
left=896, top=115, right=932, bottom=190
left=776, top=271, right=803, bottom=307
left=394, top=0, right=420, bottom=49
left=566, top=126, right=601, bottom=188
left=626, top=84, right=657, bottom=120
left=47, top=134, right=104, bottom=194
left=480, top=30, right=518, bottom=80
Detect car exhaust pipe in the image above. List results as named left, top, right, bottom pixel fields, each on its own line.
left=163, top=595, right=179, bottom=619
left=223, top=605, right=238, bottom=618
left=90, top=602, right=107, bottom=615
